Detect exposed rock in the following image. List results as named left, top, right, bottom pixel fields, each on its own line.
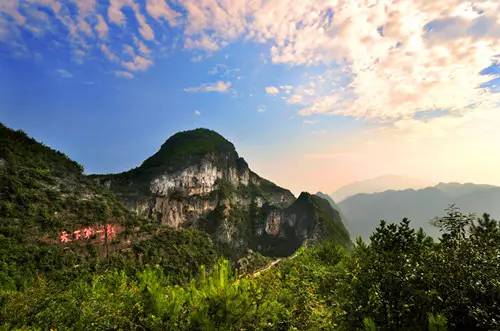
left=265, top=210, right=283, bottom=236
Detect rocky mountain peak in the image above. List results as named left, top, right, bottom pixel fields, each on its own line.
left=92, top=128, right=350, bottom=257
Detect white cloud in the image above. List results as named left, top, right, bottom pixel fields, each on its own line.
left=184, top=80, right=232, bottom=93
left=95, top=15, right=109, bottom=39
left=146, top=0, right=179, bottom=26
left=176, top=0, right=500, bottom=122
left=2, top=0, right=499, bottom=125
left=208, top=64, right=240, bottom=77
left=280, top=85, right=293, bottom=93
left=100, top=44, right=120, bottom=62
left=257, top=105, right=266, bottom=112
left=133, top=36, right=151, bottom=55
left=114, top=70, right=134, bottom=79
left=194, top=110, right=201, bottom=116
left=185, top=34, right=220, bottom=52
left=55, top=68, right=73, bottom=78
left=0, top=0, right=25, bottom=25
left=265, top=86, right=280, bottom=95
left=108, top=0, right=155, bottom=40
left=287, top=94, right=303, bottom=105
left=108, top=0, right=126, bottom=25
left=122, top=55, right=153, bottom=72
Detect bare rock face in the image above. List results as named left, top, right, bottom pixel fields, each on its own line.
left=150, top=159, right=247, bottom=196
left=93, top=128, right=350, bottom=257
left=146, top=160, right=250, bottom=228
left=265, top=210, right=283, bottom=236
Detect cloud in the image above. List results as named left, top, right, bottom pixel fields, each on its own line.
left=208, top=64, right=240, bottom=78
left=194, top=110, right=201, bottom=116
left=176, top=0, right=500, bottom=122
left=280, top=85, right=293, bottom=93
left=287, top=94, right=303, bottom=104
left=184, top=34, right=220, bottom=52
left=114, top=70, right=134, bottom=79
left=101, top=42, right=153, bottom=73
left=1, top=0, right=499, bottom=124
left=265, top=86, right=280, bottom=95
left=108, top=0, right=155, bottom=40
left=122, top=55, right=153, bottom=72
left=184, top=80, right=232, bottom=93
left=108, top=0, right=126, bottom=25
left=95, top=15, right=109, bottom=39
left=55, top=68, right=73, bottom=78
left=257, top=105, right=266, bottom=112
left=0, top=0, right=26, bottom=25
left=100, top=44, right=120, bottom=62
left=133, top=36, right=151, bottom=55
left=146, top=0, right=179, bottom=26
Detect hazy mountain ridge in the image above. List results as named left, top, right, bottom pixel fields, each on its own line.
left=338, top=182, right=500, bottom=239
left=331, top=175, right=432, bottom=202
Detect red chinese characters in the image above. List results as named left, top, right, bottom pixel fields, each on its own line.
left=59, top=231, right=71, bottom=243
left=58, top=224, right=119, bottom=243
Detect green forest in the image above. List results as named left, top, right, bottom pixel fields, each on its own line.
left=2, top=209, right=499, bottom=330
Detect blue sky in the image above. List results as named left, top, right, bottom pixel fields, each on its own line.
left=1, top=0, right=499, bottom=194
left=0, top=39, right=365, bottom=175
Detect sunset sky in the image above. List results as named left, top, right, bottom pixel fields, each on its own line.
left=1, top=0, right=499, bottom=195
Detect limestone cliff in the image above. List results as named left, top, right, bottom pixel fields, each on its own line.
left=93, top=128, right=350, bottom=257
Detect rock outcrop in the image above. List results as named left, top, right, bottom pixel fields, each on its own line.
left=93, top=128, right=350, bottom=257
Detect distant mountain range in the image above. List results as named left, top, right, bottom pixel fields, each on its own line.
left=337, top=182, right=500, bottom=240
left=331, top=175, right=432, bottom=202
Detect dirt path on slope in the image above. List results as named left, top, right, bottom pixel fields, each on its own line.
left=250, top=252, right=299, bottom=278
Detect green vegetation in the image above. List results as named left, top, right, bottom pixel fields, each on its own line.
left=3, top=209, right=499, bottom=329
left=0, top=124, right=220, bottom=291
left=2, top=123, right=499, bottom=329
left=140, top=128, right=238, bottom=171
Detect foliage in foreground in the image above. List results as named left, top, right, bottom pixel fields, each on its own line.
left=1, top=208, right=499, bottom=330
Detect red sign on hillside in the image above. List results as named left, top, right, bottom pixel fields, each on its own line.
left=59, top=224, right=118, bottom=243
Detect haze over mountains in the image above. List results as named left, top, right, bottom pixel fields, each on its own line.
left=331, top=175, right=432, bottom=202
left=337, top=182, right=500, bottom=240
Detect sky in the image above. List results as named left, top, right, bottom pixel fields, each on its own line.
left=0, top=0, right=499, bottom=195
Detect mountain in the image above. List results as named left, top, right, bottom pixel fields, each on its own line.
left=338, top=182, right=500, bottom=240
left=316, top=191, right=349, bottom=227
left=1, top=123, right=350, bottom=281
left=331, top=175, right=432, bottom=202
left=0, top=123, right=222, bottom=284
left=91, top=128, right=351, bottom=256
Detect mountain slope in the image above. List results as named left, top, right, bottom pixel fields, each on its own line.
left=338, top=182, right=500, bottom=240
left=316, top=191, right=350, bottom=228
left=0, top=123, right=219, bottom=286
left=331, top=175, right=432, bottom=202
left=93, top=128, right=351, bottom=257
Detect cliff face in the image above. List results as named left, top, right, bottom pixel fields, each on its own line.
left=94, top=128, right=350, bottom=257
